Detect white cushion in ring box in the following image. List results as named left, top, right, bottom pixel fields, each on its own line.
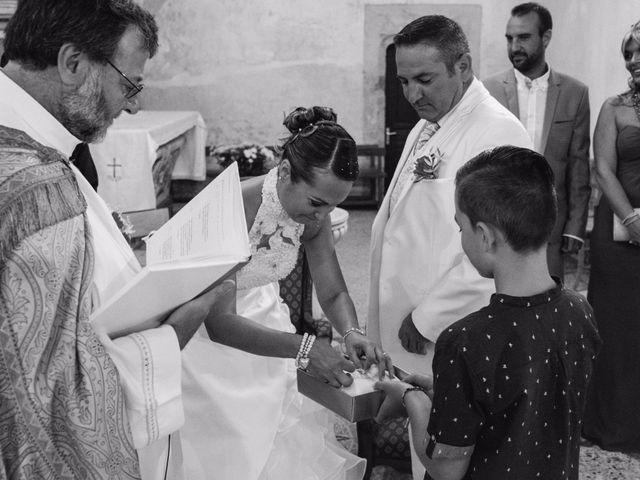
left=297, top=364, right=408, bottom=422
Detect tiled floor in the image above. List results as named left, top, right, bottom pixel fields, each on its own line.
left=333, top=208, right=640, bottom=480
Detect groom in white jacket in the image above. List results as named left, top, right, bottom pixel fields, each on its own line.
left=367, top=15, right=531, bottom=479
left=368, top=15, right=531, bottom=377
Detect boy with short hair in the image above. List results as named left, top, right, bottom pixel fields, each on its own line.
left=376, top=145, right=601, bottom=480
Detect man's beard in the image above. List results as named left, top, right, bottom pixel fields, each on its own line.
left=509, top=49, right=542, bottom=74
left=60, top=67, right=112, bottom=143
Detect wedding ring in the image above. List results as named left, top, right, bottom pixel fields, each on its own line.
left=382, top=352, right=389, bottom=358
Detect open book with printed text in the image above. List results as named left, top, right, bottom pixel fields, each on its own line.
left=91, top=162, right=250, bottom=338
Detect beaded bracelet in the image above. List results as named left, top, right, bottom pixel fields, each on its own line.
left=401, top=386, right=428, bottom=408
left=295, top=333, right=309, bottom=370
left=295, top=333, right=316, bottom=371
left=342, top=326, right=365, bottom=342
left=303, top=334, right=316, bottom=357
left=296, top=333, right=308, bottom=359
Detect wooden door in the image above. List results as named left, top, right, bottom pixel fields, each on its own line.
left=384, top=43, right=419, bottom=189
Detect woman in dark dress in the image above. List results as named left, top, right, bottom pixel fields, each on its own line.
left=582, top=21, right=640, bottom=452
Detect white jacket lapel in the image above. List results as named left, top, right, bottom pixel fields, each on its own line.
left=381, top=120, right=425, bottom=218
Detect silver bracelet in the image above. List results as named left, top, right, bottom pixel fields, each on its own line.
left=342, top=326, right=365, bottom=342
left=626, top=213, right=640, bottom=226
left=622, top=209, right=640, bottom=226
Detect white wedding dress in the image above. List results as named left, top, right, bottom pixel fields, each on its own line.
left=180, top=168, right=365, bottom=479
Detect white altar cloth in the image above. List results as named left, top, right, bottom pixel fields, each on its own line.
left=90, top=110, right=207, bottom=212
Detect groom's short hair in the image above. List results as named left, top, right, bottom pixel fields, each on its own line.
left=393, top=15, right=470, bottom=75
left=456, top=145, right=557, bottom=252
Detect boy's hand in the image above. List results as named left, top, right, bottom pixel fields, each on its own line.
left=398, top=314, right=430, bottom=354
left=374, top=379, right=412, bottom=422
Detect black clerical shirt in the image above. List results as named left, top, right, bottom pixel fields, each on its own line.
left=70, top=142, right=99, bottom=191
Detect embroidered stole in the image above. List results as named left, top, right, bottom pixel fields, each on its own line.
left=0, top=125, right=140, bottom=479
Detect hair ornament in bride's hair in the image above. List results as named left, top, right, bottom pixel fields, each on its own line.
left=283, top=106, right=337, bottom=132
left=332, top=138, right=359, bottom=179
left=282, top=106, right=338, bottom=146
left=279, top=105, right=358, bottom=184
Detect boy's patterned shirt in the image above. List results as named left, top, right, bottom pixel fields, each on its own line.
left=426, top=282, right=601, bottom=480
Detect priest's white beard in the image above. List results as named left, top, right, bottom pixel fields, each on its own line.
left=60, top=66, right=111, bottom=143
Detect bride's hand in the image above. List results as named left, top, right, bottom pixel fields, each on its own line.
left=344, top=333, right=394, bottom=380
left=306, top=337, right=356, bottom=388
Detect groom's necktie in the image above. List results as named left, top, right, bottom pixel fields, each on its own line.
left=389, top=121, right=439, bottom=212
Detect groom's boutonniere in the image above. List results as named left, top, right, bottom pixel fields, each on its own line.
left=413, top=148, right=444, bottom=182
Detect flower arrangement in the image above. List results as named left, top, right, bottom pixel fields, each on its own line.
left=112, top=211, right=135, bottom=242
left=413, top=148, right=444, bottom=182
left=211, top=144, right=278, bottom=177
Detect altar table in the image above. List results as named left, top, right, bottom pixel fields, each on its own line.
left=90, top=110, right=207, bottom=212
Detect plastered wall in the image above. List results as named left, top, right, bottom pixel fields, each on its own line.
left=138, top=0, right=640, bottom=150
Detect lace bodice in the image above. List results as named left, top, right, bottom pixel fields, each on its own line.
left=236, top=168, right=304, bottom=290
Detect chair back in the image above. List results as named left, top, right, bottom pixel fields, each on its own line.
left=341, top=144, right=386, bottom=208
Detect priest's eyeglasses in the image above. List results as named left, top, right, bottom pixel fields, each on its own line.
left=105, top=59, right=144, bottom=99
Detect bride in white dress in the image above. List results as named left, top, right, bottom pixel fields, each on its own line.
left=180, top=106, right=391, bottom=479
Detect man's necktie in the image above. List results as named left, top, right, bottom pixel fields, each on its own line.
left=70, top=143, right=99, bottom=191
left=389, top=121, right=440, bottom=212
left=413, top=121, right=440, bottom=153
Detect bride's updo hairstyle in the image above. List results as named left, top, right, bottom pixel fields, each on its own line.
left=281, top=106, right=359, bottom=184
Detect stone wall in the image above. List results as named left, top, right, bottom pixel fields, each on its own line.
left=133, top=1, right=640, bottom=149
left=1, top=1, right=636, bottom=147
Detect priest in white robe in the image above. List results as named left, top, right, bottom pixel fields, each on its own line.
left=0, top=2, right=226, bottom=478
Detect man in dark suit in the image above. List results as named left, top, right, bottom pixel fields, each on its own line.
left=484, top=2, right=591, bottom=278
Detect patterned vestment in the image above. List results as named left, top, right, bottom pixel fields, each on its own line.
left=0, top=126, right=140, bottom=479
